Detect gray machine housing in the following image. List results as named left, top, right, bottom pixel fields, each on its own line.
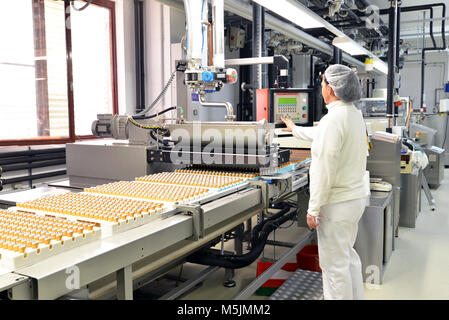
left=424, top=146, right=445, bottom=189
left=366, top=137, right=401, bottom=238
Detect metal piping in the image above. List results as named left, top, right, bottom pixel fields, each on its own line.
left=212, top=0, right=225, bottom=68
left=386, top=5, right=397, bottom=132
left=222, top=0, right=368, bottom=72
left=135, top=0, right=145, bottom=112
left=154, top=0, right=373, bottom=73
left=199, top=94, right=236, bottom=121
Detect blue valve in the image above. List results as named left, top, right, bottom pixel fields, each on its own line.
left=202, top=71, right=214, bottom=82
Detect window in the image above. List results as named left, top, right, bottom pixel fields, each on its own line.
left=71, top=0, right=118, bottom=136
left=0, top=0, right=118, bottom=145
left=0, top=0, right=70, bottom=143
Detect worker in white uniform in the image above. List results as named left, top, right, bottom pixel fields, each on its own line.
left=281, top=64, right=370, bottom=300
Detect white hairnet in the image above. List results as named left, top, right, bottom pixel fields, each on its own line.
left=324, top=64, right=362, bottom=102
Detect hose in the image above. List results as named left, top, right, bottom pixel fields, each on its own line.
left=441, top=115, right=449, bottom=149
left=134, top=70, right=177, bottom=118
left=133, top=106, right=177, bottom=120
left=128, top=117, right=165, bottom=130
left=71, top=0, right=93, bottom=11
left=186, top=204, right=296, bottom=269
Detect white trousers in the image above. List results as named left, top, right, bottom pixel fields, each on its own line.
left=317, top=197, right=367, bottom=300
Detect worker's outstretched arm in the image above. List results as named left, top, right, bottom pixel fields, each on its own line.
left=280, top=116, right=317, bottom=142
left=307, top=118, right=343, bottom=217
left=292, top=126, right=318, bottom=142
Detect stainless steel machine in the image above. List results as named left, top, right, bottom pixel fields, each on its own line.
left=355, top=190, right=394, bottom=285
left=424, top=146, right=445, bottom=188
left=0, top=0, right=313, bottom=300
left=407, top=123, right=445, bottom=189
left=366, top=137, right=402, bottom=239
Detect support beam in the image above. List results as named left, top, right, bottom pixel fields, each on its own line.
left=332, top=47, right=342, bottom=64
left=386, top=5, right=397, bottom=132
left=116, top=265, right=133, bottom=300
left=252, top=3, right=264, bottom=121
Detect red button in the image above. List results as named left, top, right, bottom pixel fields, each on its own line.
left=303, top=114, right=307, bottom=118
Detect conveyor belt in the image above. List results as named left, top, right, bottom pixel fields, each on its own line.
left=0, top=163, right=308, bottom=299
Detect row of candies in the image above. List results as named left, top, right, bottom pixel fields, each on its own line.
left=84, top=181, right=210, bottom=202
left=18, top=193, right=165, bottom=223
left=0, top=209, right=96, bottom=253
left=136, top=172, right=244, bottom=189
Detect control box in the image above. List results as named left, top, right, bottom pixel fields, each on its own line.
left=439, top=98, right=449, bottom=112
left=269, top=89, right=314, bottom=127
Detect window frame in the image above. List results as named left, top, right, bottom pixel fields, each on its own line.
left=0, top=0, right=119, bottom=146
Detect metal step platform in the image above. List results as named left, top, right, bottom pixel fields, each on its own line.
left=269, top=269, right=323, bottom=300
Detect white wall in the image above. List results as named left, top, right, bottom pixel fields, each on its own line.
left=115, top=0, right=137, bottom=115
left=144, top=0, right=173, bottom=114
left=115, top=0, right=173, bottom=116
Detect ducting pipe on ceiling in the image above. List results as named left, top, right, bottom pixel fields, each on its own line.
left=154, top=0, right=370, bottom=72
left=222, top=0, right=366, bottom=70
left=354, top=0, right=370, bottom=12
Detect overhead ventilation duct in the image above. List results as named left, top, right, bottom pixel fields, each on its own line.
left=354, top=0, right=371, bottom=11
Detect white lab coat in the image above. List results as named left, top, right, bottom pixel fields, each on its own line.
left=293, top=99, right=370, bottom=300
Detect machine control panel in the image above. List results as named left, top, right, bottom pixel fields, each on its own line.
left=272, top=91, right=311, bottom=126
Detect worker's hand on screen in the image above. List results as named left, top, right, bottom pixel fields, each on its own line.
left=280, top=116, right=295, bottom=132
left=306, top=214, right=319, bottom=230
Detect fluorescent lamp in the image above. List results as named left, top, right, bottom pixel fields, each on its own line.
left=253, top=0, right=325, bottom=29
left=332, top=36, right=367, bottom=56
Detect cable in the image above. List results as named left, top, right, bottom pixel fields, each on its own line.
left=71, top=0, right=93, bottom=11
left=127, top=117, right=165, bottom=130
left=442, top=114, right=449, bottom=149
left=276, top=217, right=296, bottom=229
left=134, top=70, right=177, bottom=118
left=133, top=106, right=177, bottom=120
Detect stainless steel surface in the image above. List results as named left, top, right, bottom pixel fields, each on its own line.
left=66, top=141, right=150, bottom=187
left=355, top=190, right=393, bottom=285
left=399, top=167, right=421, bottom=228
left=167, top=121, right=274, bottom=149
left=392, top=186, right=401, bottom=239
left=424, top=147, right=445, bottom=188
left=420, top=173, right=436, bottom=211
left=198, top=95, right=235, bottom=121
left=420, top=114, right=449, bottom=166
left=367, top=138, right=402, bottom=187
left=234, top=230, right=314, bottom=300
left=421, top=113, right=449, bottom=166
left=154, top=150, right=280, bottom=168
left=383, top=197, right=393, bottom=263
